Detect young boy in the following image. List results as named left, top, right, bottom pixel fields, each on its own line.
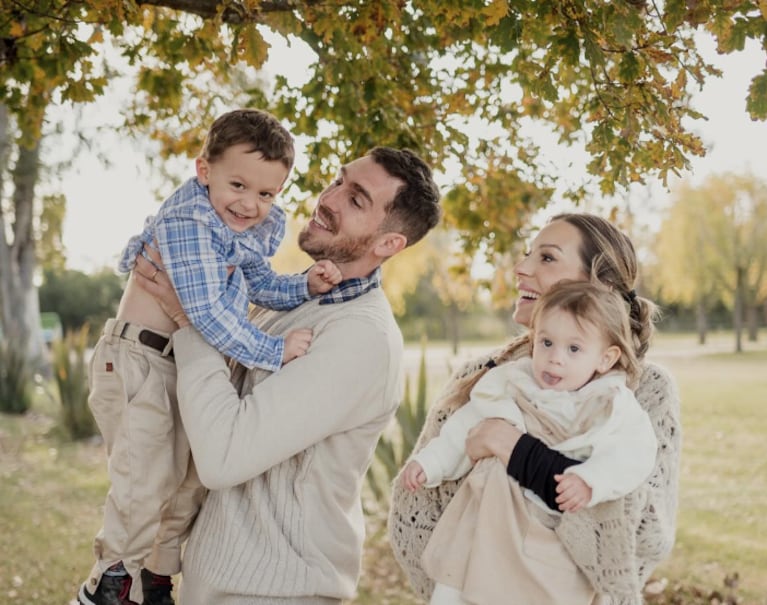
left=77, top=109, right=341, bottom=605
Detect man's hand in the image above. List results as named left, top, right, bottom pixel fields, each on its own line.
left=554, top=472, right=592, bottom=513
left=307, top=259, right=343, bottom=296
left=134, top=245, right=190, bottom=328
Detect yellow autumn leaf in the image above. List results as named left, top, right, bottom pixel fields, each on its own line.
left=88, top=28, right=104, bottom=45
left=9, top=21, right=25, bottom=37
left=760, top=0, right=767, bottom=20
left=483, top=0, right=509, bottom=27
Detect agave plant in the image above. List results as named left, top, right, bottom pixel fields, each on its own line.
left=366, top=342, right=428, bottom=506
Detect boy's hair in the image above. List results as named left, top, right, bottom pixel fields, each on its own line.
left=529, top=280, right=641, bottom=386
left=367, top=147, right=442, bottom=247
left=200, top=109, right=295, bottom=171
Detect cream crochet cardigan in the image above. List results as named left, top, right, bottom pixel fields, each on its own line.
left=388, top=349, right=681, bottom=605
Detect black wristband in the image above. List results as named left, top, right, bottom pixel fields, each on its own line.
left=507, top=433, right=579, bottom=510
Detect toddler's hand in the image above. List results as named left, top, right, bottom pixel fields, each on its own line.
left=307, top=260, right=343, bottom=295
left=282, top=328, right=312, bottom=365
left=401, top=460, right=427, bottom=492
left=554, top=473, right=592, bottom=513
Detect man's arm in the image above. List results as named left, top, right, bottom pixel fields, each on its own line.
left=133, top=250, right=398, bottom=489
left=172, top=317, right=396, bottom=489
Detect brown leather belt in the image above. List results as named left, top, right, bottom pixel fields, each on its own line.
left=107, top=319, right=174, bottom=358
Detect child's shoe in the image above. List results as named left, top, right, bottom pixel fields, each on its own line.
left=77, top=573, right=138, bottom=605
left=141, top=568, right=175, bottom=605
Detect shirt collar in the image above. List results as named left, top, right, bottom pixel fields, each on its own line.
left=318, top=266, right=382, bottom=305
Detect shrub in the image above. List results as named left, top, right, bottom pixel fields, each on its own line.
left=0, top=340, right=33, bottom=414
left=366, top=343, right=428, bottom=506
left=52, top=326, right=96, bottom=439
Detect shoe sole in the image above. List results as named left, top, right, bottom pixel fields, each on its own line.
left=77, top=583, right=97, bottom=605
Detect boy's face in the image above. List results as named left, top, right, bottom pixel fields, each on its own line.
left=196, top=143, right=289, bottom=233
left=531, top=308, right=620, bottom=392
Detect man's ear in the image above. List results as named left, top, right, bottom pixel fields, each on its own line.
left=373, top=232, right=407, bottom=259
left=195, top=157, right=210, bottom=184
left=598, top=345, right=621, bottom=374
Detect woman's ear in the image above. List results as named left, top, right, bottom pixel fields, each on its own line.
left=373, top=232, right=407, bottom=259
left=598, top=345, right=621, bottom=374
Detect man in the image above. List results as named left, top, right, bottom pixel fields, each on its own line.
left=135, top=146, right=441, bottom=604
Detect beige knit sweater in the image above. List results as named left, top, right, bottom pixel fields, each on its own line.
left=388, top=350, right=681, bottom=605
left=173, top=289, right=403, bottom=602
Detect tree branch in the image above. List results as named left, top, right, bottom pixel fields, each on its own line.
left=136, top=0, right=307, bottom=24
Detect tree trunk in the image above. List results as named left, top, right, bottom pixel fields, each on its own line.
left=695, top=299, right=708, bottom=345
left=733, top=267, right=744, bottom=353
left=746, top=304, right=758, bottom=342
left=0, top=107, right=46, bottom=368
left=448, top=303, right=460, bottom=355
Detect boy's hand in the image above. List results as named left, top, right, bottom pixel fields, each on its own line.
left=554, top=473, right=592, bottom=513
left=401, top=460, right=427, bottom=492
left=307, top=260, right=343, bottom=295
left=282, top=328, right=312, bottom=365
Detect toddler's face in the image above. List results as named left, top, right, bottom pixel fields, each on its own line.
left=196, top=143, right=289, bottom=233
left=531, top=308, right=619, bottom=392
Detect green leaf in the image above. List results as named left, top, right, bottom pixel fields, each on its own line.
left=618, top=51, right=641, bottom=83
left=746, top=72, right=767, bottom=120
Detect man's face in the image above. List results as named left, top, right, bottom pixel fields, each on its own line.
left=298, top=155, right=403, bottom=264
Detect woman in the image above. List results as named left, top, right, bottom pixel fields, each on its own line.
left=388, top=213, right=682, bottom=604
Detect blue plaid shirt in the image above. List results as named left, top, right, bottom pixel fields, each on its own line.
left=119, top=177, right=309, bottom=371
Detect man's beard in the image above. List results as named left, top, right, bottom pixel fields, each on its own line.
left=298, top=205, right=376, bottom=264
left=298, top=225, right=375, bottom=264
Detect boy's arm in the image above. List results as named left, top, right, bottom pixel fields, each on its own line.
left=240, top=255, right=311, bottom=310
left=155, top=214, right=286, bottom=371
left=239, top=203, right=312, bottom=310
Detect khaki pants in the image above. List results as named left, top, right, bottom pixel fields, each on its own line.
left=85, top=319, right=206, bottom=603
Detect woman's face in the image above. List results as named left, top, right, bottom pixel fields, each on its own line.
left=512, top=219, right=589, bottom=327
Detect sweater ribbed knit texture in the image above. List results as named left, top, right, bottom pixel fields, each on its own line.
left=173, top=289, right=403, bottom=602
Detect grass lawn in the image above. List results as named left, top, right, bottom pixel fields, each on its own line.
left=1, top=331, right=766, bottom=604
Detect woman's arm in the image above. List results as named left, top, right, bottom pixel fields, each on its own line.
left=465, top=418, right=580, bottom=510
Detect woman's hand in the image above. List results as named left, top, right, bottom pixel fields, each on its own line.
left=133, top=245, right=190, bottom=328
left=465, top=418, right=523, bottom=467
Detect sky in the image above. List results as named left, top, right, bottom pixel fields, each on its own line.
left=57, top=32, right=767, bottom=273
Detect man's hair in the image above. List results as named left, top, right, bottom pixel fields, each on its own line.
left=367, top=147, right=442, bottom=246
left=200, top=109, right=295, bottom=170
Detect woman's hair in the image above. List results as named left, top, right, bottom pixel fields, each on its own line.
left=529, top=280, right=641, bottom=387
left=554, top=213, right=658, bottom=360
left=438, top=212, right=658, bottom=412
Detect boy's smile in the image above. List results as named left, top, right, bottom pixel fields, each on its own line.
left=196, top=143, right=290, bottom=233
